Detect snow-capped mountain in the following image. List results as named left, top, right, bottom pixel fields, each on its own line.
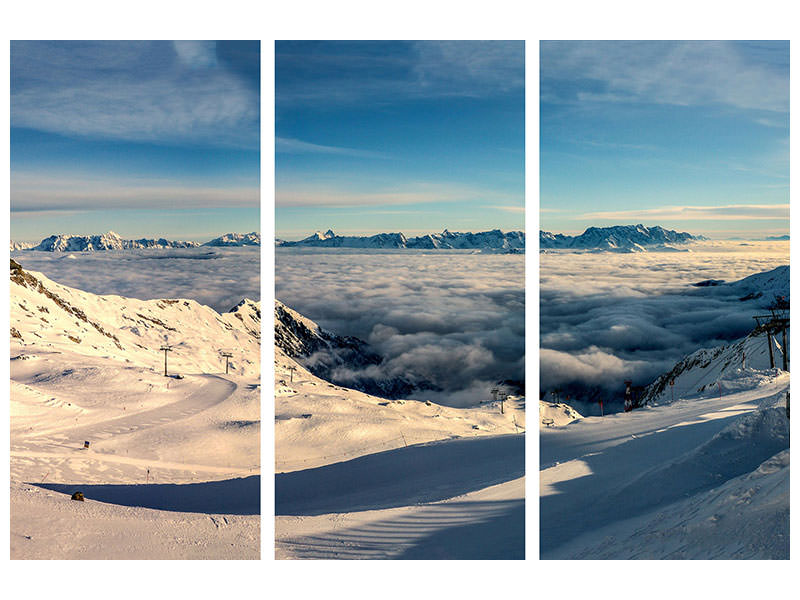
left=203, top=232, right=261, bottom=247
left=277, top=228, right=525, bottom=251
left=10, top=241, right=35, bottom=251
left=21, top=231, right=200, bottom=252
left=10, top=258, right=260, bottom=377
left=275, top=300, right=430, bottom=399
left=540, top=224, right=702, bottom=252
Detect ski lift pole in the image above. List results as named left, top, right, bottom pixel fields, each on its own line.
left=159, top=344, right=173, bottom=377
left=220, top=351, right=233, bottom=374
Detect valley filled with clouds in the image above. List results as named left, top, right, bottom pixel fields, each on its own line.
left=10, top=247, right=260, bottom=314
left=540, top=241, right=789, bottom=413
left=276, top=248, right=525, bottom=407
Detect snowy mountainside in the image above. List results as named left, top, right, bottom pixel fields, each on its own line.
left=10, top=259, right=261, bottom=559
left=275, top=341, right=526, bottom=558
left=275, top=343, right=525, bottom=472
left=641, top=328, right=788, bottom=407
left=723, top=265, right=788, bottom=303
left=11, top=259, right=260, bottom=377
left=276, top=228, right=525, bottom=251
left=275, top=300, right=426, bottom=398
left=11, top=240, right=35, bottom=251
left=642, top=265, right=790, bottom=406
left=540, top=224, right=702, bottom=252
left=24, top=231, right=200, bottom=252
left=203, top=232, right=261, bottom=246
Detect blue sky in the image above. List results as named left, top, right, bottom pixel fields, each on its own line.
left=11, top=41, right=260, bottom=243
left=540, top=41, right=789, bottom=239
left=275, top=41, right=524, bottom=240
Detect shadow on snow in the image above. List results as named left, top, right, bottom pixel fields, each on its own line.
left=33, top=475, right=260, bottom=515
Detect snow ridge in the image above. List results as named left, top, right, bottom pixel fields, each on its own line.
left=540, top=224, right=703, bottom=252
left=23, top=231, right=201, bottom=252
left=277, top=228, right=525, bottom=251
left=203, top=232, right=261, bottom=247
left=10, top=259, right=261, bottom=377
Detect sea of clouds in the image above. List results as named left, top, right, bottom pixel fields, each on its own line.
left=11, top=247, right=260, bottom=314
left=540, top=241, right=789, bottom=414
left=275, top=248, right=525, bottom=407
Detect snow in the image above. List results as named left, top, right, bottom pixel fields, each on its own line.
left=10, top=260, right=260, bottom=559
left=539, top=400, right=583, bottom=427
left=274, top=337, right=525, bottom=559
left=540, top=366, right=789, bottom=559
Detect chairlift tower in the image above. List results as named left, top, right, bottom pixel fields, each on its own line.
left=754, top=304, right=790, bottom=371
left=220, top=351, right=234, bottom=374
left=159, top=344, right=173, bottom=377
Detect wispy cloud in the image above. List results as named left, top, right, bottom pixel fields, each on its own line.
left=276, top=137, right=388, bottom=159
left=11, top=172, right=259, bottom=212
left=276, top=41, right=523, bottom=107
left=277, top=181, right=498, bottom=208
left=582, top=204, right=789, bottom=221
left=489, top=205, right=525, bottom=214
left=541, top=41, right=789, bottom=115
left=11, top=41, right=259, bottom=148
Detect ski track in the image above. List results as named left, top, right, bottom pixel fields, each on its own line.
left=12, top=374, right=238, bottom=476
left=540, top=373, right=789, bottom=558
left=275, top=434, right=525, bottom=559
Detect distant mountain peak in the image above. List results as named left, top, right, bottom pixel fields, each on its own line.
left=20, top=232, right=200, bottom=252
left=277, top=228, right=525, bottom=252
left=203, top=232, right=261, bottom=247
left=540, top=224, right=704, bottom=252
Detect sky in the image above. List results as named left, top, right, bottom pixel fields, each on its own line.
left=540, top=41, right=789, bottom=240
left=275, top=41, right=525, bottom=241
left=10, top=41, right=260, bottom=243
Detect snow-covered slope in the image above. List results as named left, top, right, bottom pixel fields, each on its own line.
left=10, top=259, right=261, bottom=559
left=24, top=231, right=200, bottom=252
left=541, top=259, right=790, bottom=559
left=539, top=401, right=583, bottom=427
left=203, top=232, right=261, bottom=246
left=540, top=224, right=702, bottom=252
left=277, top=228, right=525, bottom=251
left=11, top=259, right=260, bottom=377
left=274, top=305, right=526, bottom=559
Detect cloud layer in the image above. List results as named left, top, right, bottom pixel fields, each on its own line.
left=540, top=241, right=789, bottom=412
left=12, top=247, right=260, bottom=314
left=276, top=249, right=525, bottom=406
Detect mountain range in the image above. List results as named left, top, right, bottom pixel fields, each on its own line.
left=540, top=224, right=703, bottom=252
left=276, top=229, right=525, bottom=251
left=10, top=231, right=261, bottom=252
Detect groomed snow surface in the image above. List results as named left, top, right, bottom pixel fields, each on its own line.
left=541, top=367, right=789, bottom=559
left=274, top=346, right=526, bottom=559
left=10, top=262, right=260, bottom=559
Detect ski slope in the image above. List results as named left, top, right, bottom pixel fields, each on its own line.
left=274, top=342, right=525, bottom=559
left=540, top=369, right=789, bottom=559
left=10, top=260, right=260, bottom=559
